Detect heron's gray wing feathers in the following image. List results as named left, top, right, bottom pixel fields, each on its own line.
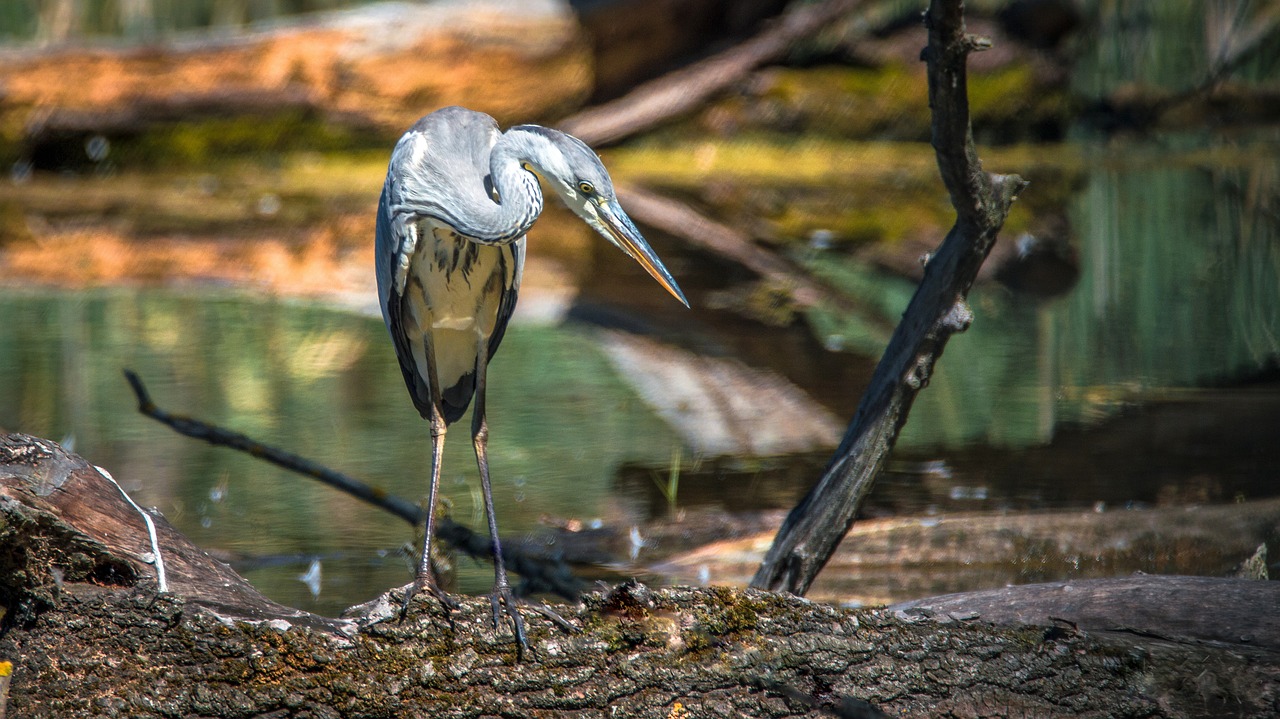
left=488, top=238, right=524, bottom=363
left=375, top=186, right=434, bottom=420
left=394, top=107, right=501, bottom=233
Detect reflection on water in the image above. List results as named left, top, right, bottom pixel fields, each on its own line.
left=2, top=131, right=1279, bottom=612
left=4, top=142, right=1280, bottom=614
left=801, top=134, right=1280, bottom=456
left=0, top=290, right=681, bottom=615
left=784, top=133, right=1280, bottom=523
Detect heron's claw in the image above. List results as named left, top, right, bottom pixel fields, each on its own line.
left=490, top=581, right=530, bottom=660
left=399, top=575, right=459, bottom=622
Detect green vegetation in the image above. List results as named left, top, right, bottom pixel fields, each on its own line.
left=744, top=63, right=1069, bottom=142
left=120, top=111, right=385, bottom=168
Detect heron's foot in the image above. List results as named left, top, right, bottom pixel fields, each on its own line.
left=399, top=574, right=459, bottom=621
left=490, top=581, right=530, bottom=660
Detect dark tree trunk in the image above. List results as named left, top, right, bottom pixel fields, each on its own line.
left=750, top=0, right=1027, bottom=597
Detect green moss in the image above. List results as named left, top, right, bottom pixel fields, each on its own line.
left=690, top=587, right=764, bottom=638
left=971, top=64, right=1071, bottom=131
left=608, top=137, right=941, bottom=189
left=762, top=65, right=930, bottom=139
left=712, top=63, right=1069, bottom=143
left=116, top=110, right=382, bottom=168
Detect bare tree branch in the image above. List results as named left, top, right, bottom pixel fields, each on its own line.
left=122, top=370, right=584, bottom=600
left=619, top=184, right=860, bottom=313
left=558, top=0, right=863, bottom=146
left=750, top=0, right=1028, bottom=595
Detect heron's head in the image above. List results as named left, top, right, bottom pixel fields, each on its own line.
left=514, top=126, right=688, bottom=307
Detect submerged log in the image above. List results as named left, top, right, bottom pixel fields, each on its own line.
left=652, top=499, right=1280, bottom=606
left=3, top=432, right=1280, bottom=718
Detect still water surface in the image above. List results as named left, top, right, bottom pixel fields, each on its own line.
left=3, top=131, right=1279, bottom=614
left=0, top=291, right=684, bottom=614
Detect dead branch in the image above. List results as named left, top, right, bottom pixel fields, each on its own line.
left=750, top=0, right=1027, bottom=595
left=619, top=184, right=858, bottom=313
left=122, top=369, right=584, bottom=601
left=558, top=0, right=864, bottom=146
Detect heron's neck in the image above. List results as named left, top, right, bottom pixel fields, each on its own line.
left=448, top=128, right=549, bottom=244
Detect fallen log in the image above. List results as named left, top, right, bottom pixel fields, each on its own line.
left=2, top=432, right=1279, bottom=718
left=650, top=499, right=1280, bottom=606
left=891, top=575, right=1280, bottom=652
left=0, top=1, right=591, bottom=153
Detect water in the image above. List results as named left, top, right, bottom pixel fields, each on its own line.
left=0, top=290, right=683, bottom=615
left=3, top=130, right=1278, bottom=612
left=2, top=0, right=1279, bottom=612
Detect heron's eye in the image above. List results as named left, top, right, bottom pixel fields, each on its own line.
left=577, top=181, right=594, bottom=195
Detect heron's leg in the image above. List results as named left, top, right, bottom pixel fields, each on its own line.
left=471, top=338, right=528, bottom=656
left=402, top=334, right=457, bottom=617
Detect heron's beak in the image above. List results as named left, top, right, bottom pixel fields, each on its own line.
left=595, top=199, right=689, bottom=307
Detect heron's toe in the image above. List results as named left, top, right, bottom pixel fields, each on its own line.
left=399, top=576, right=459, bottom=621
left=490, top=584, right=530, bottom=659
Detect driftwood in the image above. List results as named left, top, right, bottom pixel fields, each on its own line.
left=4, top=432, right=1280, bottom=718
left=751, top=0, right=1027, bottom=595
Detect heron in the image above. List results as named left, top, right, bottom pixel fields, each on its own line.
left=375, top=106, right=688, bottom=653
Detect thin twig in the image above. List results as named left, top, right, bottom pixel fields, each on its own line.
left=123, top=369, right=584, bottom=600
left=95, top=464, right=168, bottom=593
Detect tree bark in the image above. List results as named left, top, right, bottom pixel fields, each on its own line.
left=891, top=576, right=1280, bottom=651
left=3, top=432, right=1280, bottom=718
left=750, top=0, right=1027, bottom=596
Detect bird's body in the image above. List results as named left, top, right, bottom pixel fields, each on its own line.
left=384, top=216, right=521, bottom=423
left=377, top=108, right=525, bottom=424
left=375, top=106, right=686, bottom=657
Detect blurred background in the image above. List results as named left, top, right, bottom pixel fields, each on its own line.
left=0, top=0, right=1278, bottom=616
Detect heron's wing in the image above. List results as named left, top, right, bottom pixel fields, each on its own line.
left=375, top=185, right=434, bottom=420
left=486, top=237, right=525, bottom=363
left=398, top=107, right=502, bottom=232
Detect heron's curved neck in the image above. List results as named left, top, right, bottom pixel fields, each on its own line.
left=447, top=128, right=550, bottom=245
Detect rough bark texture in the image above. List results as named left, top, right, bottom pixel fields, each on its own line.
left=3, top=432, right=1280, bottom=718
left=750, top=0, right=1028, bottom=596
left=892, top=576, right=1280, bottom=652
